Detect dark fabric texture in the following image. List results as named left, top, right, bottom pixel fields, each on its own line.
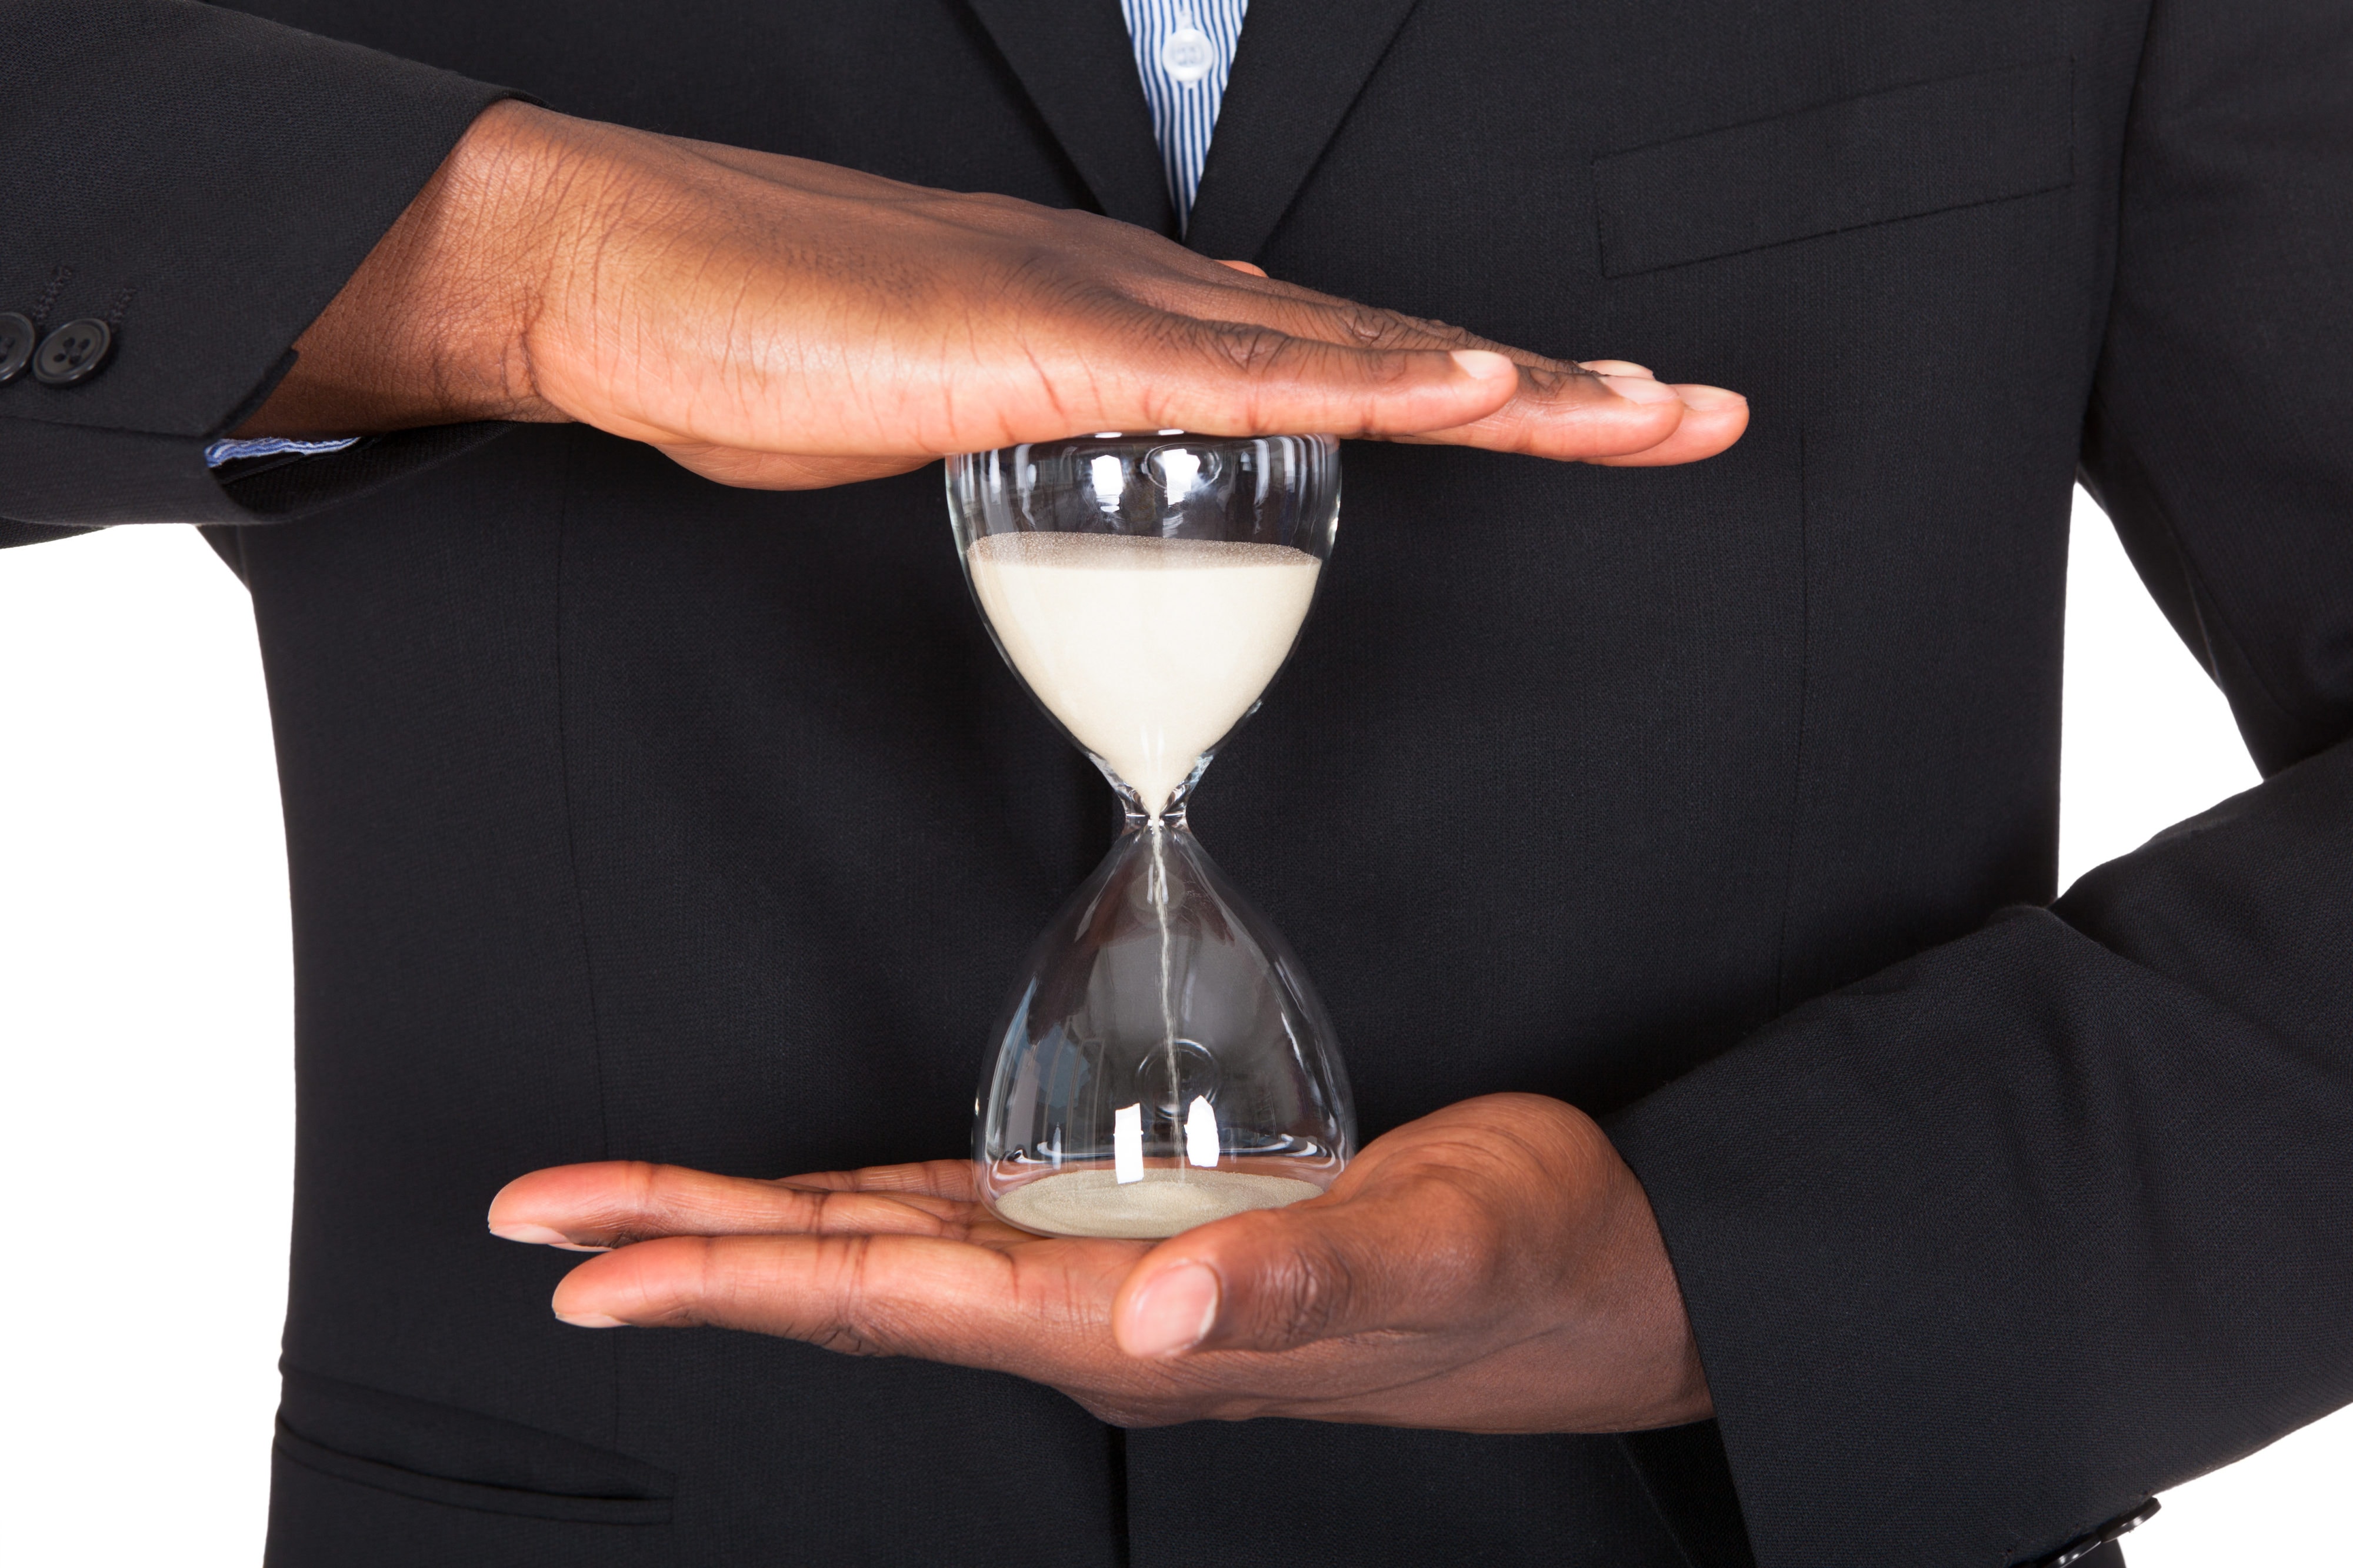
left=5, top=0, right=2348, bottom=1564
left=0, top=0, right=510, bottom=526
left=1601, top=0, right=2353, bottom=1560
left=1622, top=1421, right=1759, bottom=1568
left=1590, top=59, right=2078, bottom=276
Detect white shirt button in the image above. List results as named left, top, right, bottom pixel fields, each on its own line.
left=1161, top=24, right=1215, bottom=85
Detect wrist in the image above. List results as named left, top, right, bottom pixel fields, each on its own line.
left=236, top=99, right=569, bottom=437
left=1577, top=1130, right=1716, bottom=1429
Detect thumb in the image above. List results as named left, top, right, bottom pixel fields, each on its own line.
left=1110, top=1185, right=1486, bottom=1358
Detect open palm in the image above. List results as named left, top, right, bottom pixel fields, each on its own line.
left=488, top=1093, right=1711, bottom=1434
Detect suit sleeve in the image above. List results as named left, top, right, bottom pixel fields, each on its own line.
left=1605, top=1, right=2353, bottom=1564
left=0, top=0, right=514, bottom=529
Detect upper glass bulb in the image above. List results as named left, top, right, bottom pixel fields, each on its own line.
left=949, top=432, right=1340, bottom=822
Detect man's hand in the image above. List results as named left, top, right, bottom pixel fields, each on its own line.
left=241, top=102, right=1746, bottom=486
left=485, top=1093, right=1712, bottom=1434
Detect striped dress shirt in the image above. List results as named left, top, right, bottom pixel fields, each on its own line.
left=1119, top=0, right=1249, bottom=232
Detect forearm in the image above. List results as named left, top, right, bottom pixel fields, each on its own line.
left=1609, top=733, right=2353, bottom=1566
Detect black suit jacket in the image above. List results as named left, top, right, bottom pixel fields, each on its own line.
left=5, top=2, right=2349, bottom=1564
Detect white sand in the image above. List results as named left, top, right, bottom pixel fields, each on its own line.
left=992, top=1167, right=1325, bottom=1239
left=966, top=533, right=1319, bottom=816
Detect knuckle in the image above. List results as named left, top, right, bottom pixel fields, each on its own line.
left=808, top=1322, right=894, bottom=1357
left=827, top=1236, right=907, bottom=1358
left=569, top=1161, right=674, bottom=1246
left=1335, top=305, right=1397, bottom=345
left=1080, top=1391, right=1198, bottom=1428
left=1409, top=1192, right=1517, bottom=1305
left=1251, top=1237, right=1355, bottom=1346
left=1517, top=362, right=1597, bottom=398
left=1335, top=305, right=1447, bottom=351
left=1080, top=1357, right=1261, bottom=1428
left=1202, top=322, right=1298, bottom=375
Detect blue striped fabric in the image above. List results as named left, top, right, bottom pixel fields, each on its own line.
left=1120, top=0, right=1249, bottom=231
left=205, top=435, right=360, bottom=468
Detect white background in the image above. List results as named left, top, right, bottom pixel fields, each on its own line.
left=0, top=489, right=2341, bottom=1562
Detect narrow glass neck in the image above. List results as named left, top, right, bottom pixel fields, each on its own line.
left=1121, top=798, right=1189, bottom=833
left=1104, top=748, right=1214, bottom=830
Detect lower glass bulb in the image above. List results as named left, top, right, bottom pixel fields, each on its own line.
left=976, top=818, right=1353, bottom=1239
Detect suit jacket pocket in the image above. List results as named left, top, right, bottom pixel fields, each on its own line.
left=274, top=1367, right=674, bottom=1526
left=1593, top=59, right=2074, bottom=276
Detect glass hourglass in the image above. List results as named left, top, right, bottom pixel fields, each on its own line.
left=946, top=432, right=1354, bottom=1239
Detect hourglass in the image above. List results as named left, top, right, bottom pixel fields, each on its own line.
left=946, top=432, right=1354, bottom=1239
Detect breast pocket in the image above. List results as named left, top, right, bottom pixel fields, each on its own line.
left=1592, top=59, right=2075, bottom=277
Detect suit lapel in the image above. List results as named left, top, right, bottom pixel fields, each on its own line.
left=1184, top=0, right=1427, bottom=261
left=965, top=0, right=1179, bottom=236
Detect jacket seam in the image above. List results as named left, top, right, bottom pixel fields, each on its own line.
left=1770, top=418, right=1812, bottom=1015
left=549, top=439, right=624, bottom=1451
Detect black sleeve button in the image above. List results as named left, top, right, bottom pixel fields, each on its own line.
left=0, top=312, right=34, bottom=383
left=2022, top=1497, right=2161, bottom=1568
left=33, top=318, right=113, bottom=385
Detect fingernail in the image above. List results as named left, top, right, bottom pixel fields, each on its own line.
left=1675, top=383, right=1748, bottom=411
left=1600, top=373, right=1682, bottom=405
left=490, top=1222, right=573, bottom=1246
left=1449, top=348, right=1516, bottom=381
left=1125, top=1263, right=1221, bottom=1357
left=492, top=1221, right=608, bottom=1250
left=555, top=1309, right=629, bottom=1329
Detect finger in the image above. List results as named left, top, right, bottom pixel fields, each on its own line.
left=1382, top=362, right=1697, bottom=461
left=1122, top=329, right=1527, bottom=443
left=1136, top=278, right=1684, bottom=451
left=548, top=1231, right=1137, bottom=1376
left=771, top=1159, right=980, bottom=1201
left=1149, top=261, right=1526, bottom=363
left=656, top=445, right=934, bottom=489
left=1585, top=383, right=1749, bottom=467
left=1138, top=268, right=1737, bottom=463
left=616, top=318, right=1528, bottom=461
left=487, top=1160, right=973, bottom=1249
left=1110, top=1174, right=1504, bottom=1359
left=549, top=1233, right=998, bottom=1343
